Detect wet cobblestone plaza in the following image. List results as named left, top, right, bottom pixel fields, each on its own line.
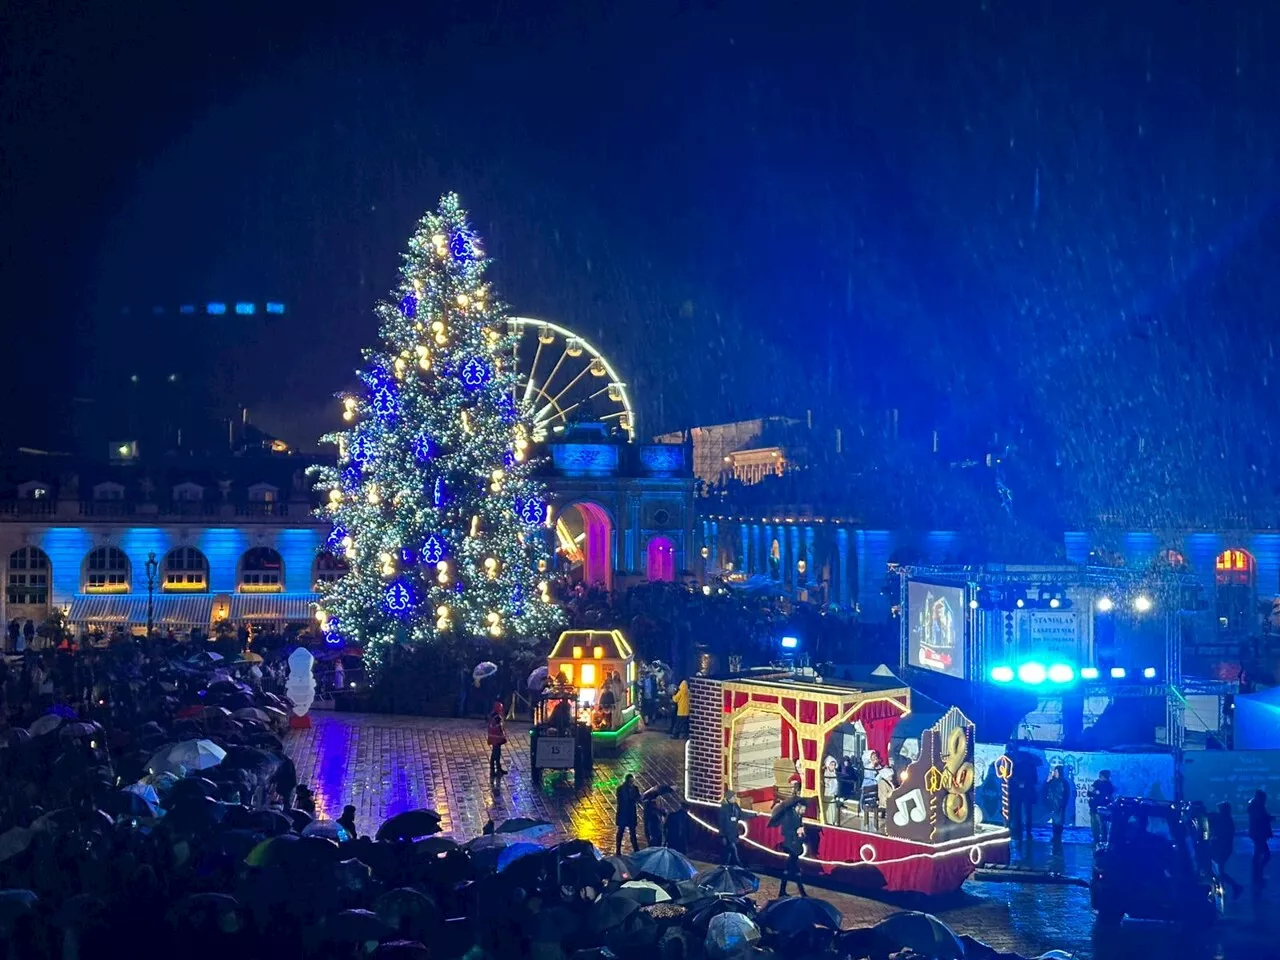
left=287, top=713, right=1280, bottom=960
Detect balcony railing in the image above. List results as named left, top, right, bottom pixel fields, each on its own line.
left=235, top=501, right=290, bottom=518
left=79, top=500, right=136, bottom=518
left=0, top=500, right=55, bottom=518
left=0, top=498, right=316, bottom=523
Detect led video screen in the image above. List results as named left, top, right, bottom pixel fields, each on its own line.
left=908, top=580, right=966, bottom=679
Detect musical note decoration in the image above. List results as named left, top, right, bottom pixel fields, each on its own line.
left=885, top=706, right=977, bottom=844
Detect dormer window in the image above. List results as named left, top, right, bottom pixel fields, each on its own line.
left=172, top=482, right=204, bottom=502
left=17, top=481, right=50, bottom=500
left=248, top=483, right=279, bottom=503
left=93, top=482, right=126, bottom=501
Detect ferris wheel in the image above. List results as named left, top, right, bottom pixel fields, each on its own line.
left=507, top=317, right=635, bottom=442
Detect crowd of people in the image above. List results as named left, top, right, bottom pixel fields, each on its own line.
left=0, top=635, right=1034, bottom=960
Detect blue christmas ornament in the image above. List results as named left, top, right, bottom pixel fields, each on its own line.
left=512, top=583, right=525, bottom=616
left=326, top=525, right=348, bottom=554
left=433, top=476, right=447, bottom=508
left=502, top=450, right=515, bottom=471
left=423, top=534, right=447, bottom=565
left=460, top=356, right=492, bottom=390
left=449, top=228, right=477, bottom=260
left=453, top=580, right=465, bottom=595
left=350, top=434, right=371, bottom=465
left=400, top=548, right=418, bottom=567
left=516, top=495, right=545, bottom=525
left=398, top=294, right=417, bottom=319
left=341, top=465, right=362, bottom=492
left=496, top=395, right=518, bottom=424
left=384, top=581, right=415, bottom=616
left=322, top=617, right=344, bottom=646
left=412, top=434, right=435, bottom=461
left=372, top=384, right=399, bottom=418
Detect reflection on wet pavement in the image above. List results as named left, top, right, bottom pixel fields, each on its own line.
left=287, top=714, right=1280, bottom=960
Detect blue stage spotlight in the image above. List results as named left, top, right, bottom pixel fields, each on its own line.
left=1110, top=667, right=1127, bottom=679
left=1017, top=662, right=1047, bottom=685
left=990, top=665, right=1015, bottom=683
left=1080, top=667, right=1100, bottom=680
left=1142, top=667, right=1157, bottom=679
left=1096, top=596, right=1114, bottom=613
left=1133, top=595, right=1153, bottom=613
left=1047, top=664, right=1075, bottom=684
left=969, top=598, right=979, bottom=610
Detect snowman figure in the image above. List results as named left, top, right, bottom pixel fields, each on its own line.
left=286, top=647, right=317, bottom=727
left=823, top=755, right=841, bottom=824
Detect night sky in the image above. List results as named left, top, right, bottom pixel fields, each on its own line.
left=4, top=0, right=1279, bottom=518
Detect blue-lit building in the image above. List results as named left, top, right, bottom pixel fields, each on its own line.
left=0, top=435, right=694, bottom=635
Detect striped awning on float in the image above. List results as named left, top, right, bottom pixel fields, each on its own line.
left=227, top=592, right=320, bottom=623
left=67, top=594, right=215, bottom=627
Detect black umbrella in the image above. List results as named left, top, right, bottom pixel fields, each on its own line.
left=757, top=897, right=842, bottom=934
left=286, top=808, right=314, bottom=833
left=374, top=888, right=440, bottom=939
left=323, top=908, right=393, bottom=945
left=248, top=808, right=294, bottom=836
left=870, top=911, right=965, bottom=960
left=375, top=809, right=443, bottom=842
left=640, top=784, right=675, bottom=802
left=167, top=777, right=220, bottom=803
left=767, top=796, right=806, bottom=828
left=631, top=846, right=697, bottom=882
left=589, top=895, right=641, bottom=933
left=494, top=816, right=553, bottom=837
left=695, top=866, right=760, bottom=896
left=162, top=795, right=221, bottom=835
left=411, top=836, right=459, bottom=858
left=174, top=893, right=243, bottom=933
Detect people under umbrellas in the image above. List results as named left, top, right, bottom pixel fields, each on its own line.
left=487, top=709, right=508, bottom=779
left=719, top=789, right=743, bottom=865
left=616, top=773, right=641, bottom=855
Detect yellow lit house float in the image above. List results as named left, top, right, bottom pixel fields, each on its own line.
left=547, top=629, right=640, bottom=752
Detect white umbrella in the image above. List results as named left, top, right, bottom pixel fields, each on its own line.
left=28, top=715, right=64, bottom=737
left=527, top=665, right=549, bottom=691
left=147, top=739, right=226, bottom=776
left=473, top=661, right=498, bottom=681
left=618, top=880, right=672, bottom=904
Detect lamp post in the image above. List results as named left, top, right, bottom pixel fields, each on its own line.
left=145, top=552, right=158, bottom=637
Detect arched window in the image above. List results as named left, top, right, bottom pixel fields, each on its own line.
left=7, top=547, right=50, bottom=606
left=313, top=553, right=348, bottom=589
left=1215, top=548, right=1256, bottom=633
left=240, top=547, right=284, bottom=592
left=85, top=547, right=129, bottom=592
left=646, top=536, right=675, bottom=583
left=163, top=547, right=209, bottom=591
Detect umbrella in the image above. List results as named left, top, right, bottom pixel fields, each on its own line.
left=557, top=838, right=601, bottom=861
left=696, top=866, right=760, bottom=896
left=28, top=714, right=64, bottom=737
left=175, top=893, right=243, bottom=933
left=374, top=888, right=439, bottom=938
left=473, top=661, right=499, bottom=681
left=232, top=707, right=271, bottom=724
left=870, top=911, right=965, bottom=960
left=47, top=704, right=78, bottom=719
left=0, top=889, right=39, bottom=934
left=641, top=784, right=675, bottom=802
left=245, top=835, right=297, bottom=867
left=375, top=809, right=443, bottom=842
left=188, top=651, right=224, bottom=663
left=601, top=855, right=635, bottom=883
left=495, top=816, right=554, bottom=837
left=248, top=808, right=294, bottom=836
left=589, top=895, right=641, bottom=933
left=689, top=897, right=757, bottom=934
left=527, top=665, right=549, bottom=691
left=167, top=777, right=221, bottom=803
left=376, top=942, right=431, bottom=960
left=238, top=651, right=264, bottom=663
left=58, top=722, right=100, bottom=741
left=497, top=841, right=546, bottom=872
left=147, top=740, right=226, bottom=776
left=0, top=827, right=34, bottom=863
left=706, top=912, right=760, bottom=957
left=524, top=905, right=580, bottom=941
left=324, top=908, right=393, bottom=945
left=412, top=836, right=460, bottom=858
left=767, top=796, right=805, bottom=828
left=464, top=834, right=508, bottom=852
left=123, top=782, right=161, bottom=806
left=114, top=788, right=159, bottom=818
left=302, top=820, right=349, bottom=842
left=757, top=897, right=842, bottom=934
left=616, top=880, right=672, bottom=905
left=631, top=846, right=697, bottom=882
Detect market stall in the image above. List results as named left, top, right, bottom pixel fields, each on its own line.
left=546, top=629, right=640, bottom=750
left=682, top=668, right=1010, bottom=896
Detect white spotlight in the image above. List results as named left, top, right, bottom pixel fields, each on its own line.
left=1133, top=595, right=1153, bottom=614
left=1095, top=597, right=1114, bottom=613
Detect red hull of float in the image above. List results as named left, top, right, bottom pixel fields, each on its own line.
left=693, top=806, right=1010, bottom=896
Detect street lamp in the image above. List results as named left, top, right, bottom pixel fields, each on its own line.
left=145, top=552, right=158, bottom=637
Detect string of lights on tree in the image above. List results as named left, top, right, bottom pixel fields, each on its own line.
left=311, top=193, right=563, bottom=677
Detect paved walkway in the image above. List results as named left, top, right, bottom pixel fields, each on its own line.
left=285, top=713, right=1280, bottom=960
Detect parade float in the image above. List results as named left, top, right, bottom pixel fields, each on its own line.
left=683, top=668, right=1011, bottom=895
left=546, top=628, right=640, bottom=753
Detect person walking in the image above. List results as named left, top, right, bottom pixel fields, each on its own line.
left=487, top=710, right=508, bottom=779
left=1248, top=789, right=1274, bottom=886
left=1209, top=801, right=1244, bottom=895
left=616, top=774, right=641, bottom=855
left=776, top=799, right=807, bottom=897
left=1044, top=764, right=1069, bottom=853
left=1087, top=769, right=1115, bottom=847
left=670, top=679, right=691, bottom=739
left=718, top=790, right=743, bottom=865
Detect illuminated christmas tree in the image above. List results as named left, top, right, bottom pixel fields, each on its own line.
left=312, top=193, right=561, bottom=677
